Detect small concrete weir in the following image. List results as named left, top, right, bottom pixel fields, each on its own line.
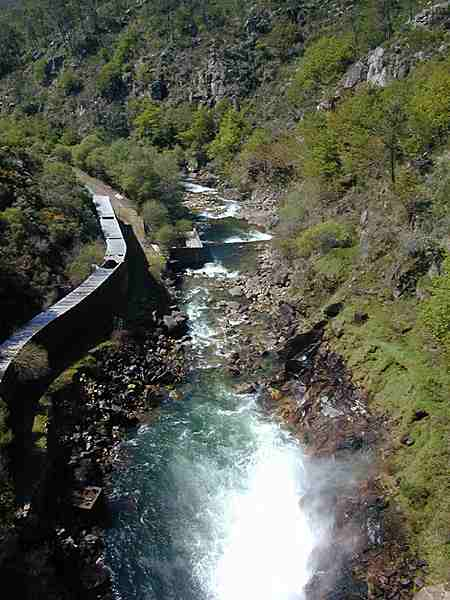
left=169, top=227, right=212, bottom=269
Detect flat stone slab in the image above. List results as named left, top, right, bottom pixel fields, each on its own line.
left=415, top=585, right=450, bottom=600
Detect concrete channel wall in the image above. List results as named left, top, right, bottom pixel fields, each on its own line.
left=0, top=194, right=128, bottom=396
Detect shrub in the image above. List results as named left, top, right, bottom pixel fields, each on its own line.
left=148, top=252, right=166, bottom=280
left=0, top=22, right=22, bottom=78
left=276, top=187, right=309, bottom=240
left=97, top=60, right=124, bottom=98
left=175, top=219, right=192, bottom=236
left=33, top=57, right=47, bottom=84
left=132, top=99, right=176, bottom=148
left=179, top=105, right=215, bottom=165
left=58, top=68, right=83, bottom=96
left=329, top=86, right=386, bottom=180
left=72, top=134, right=105, bottom=170
left=298, top=112, right=341, bottom=181
left=406, top=59, right=450, bottom=154
left=427, top=158, right=450, bottom=238
left=296, top=221, right=354, bottom=258
left=257, top=19, right=301, bottom=58
left=142, top=200, right=169, bottom=233
left=52, top=144, right=73, bottom=164
left=207, top=107, right=251, bottom=170
left=155, top=223, right=177, bottom=248
left=14, top=343, right=50, bottom=383
left=66, top=240, right=105, bottom=286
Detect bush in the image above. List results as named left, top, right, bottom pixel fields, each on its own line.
left=33, top=57, right=47, bottom=84
left=148, top=252, right=166, bottom=280
left=142, top=200, right=169, bottom=233
left=58, top=68, right=83, bottom=96
left=179, top=105, right=215, bottom=165
left=52, top=144, right=73, bottom=164
left=14, top=343, right=50, bottom=382
left=175, top=219, right=192, bottom=236
left=155, top=223, right=177, bottom=248
left=298, top=112, right=341, bottom=182
left=207, top=107, right=251, bottom=171
left=72, top=134, right=105, bottom=170
left=277, top=187, right=309, bottom=239
left=256, top=19, right=301, bottom=58
left=97, top=60, right=124, bottom=98
left=66, top=240, right=105, bottom=286
left=406, top=59, right=450, bottom=154
left=0, top=22, right=22, bottom=78
left=296, top=221, right=354, bottom=258
left=132, top=99, right=176, bottom=148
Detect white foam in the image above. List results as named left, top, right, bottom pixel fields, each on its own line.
left=223, top=230, right=273, bottom=244
left=193, top=420, right=316, bottom=600
left=187, top=262, right=239, bottom=279
left=200, top=200, right=241, bottom=220
left=183, top=181, right=219, bottom=195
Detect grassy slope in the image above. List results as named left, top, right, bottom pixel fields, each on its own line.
left=314, top=269, right=450, bottom=579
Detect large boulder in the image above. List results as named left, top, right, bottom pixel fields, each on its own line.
left=414, top=585, right=450, bottom=600
left=163, top=311, right=188, bottom=337
left=342, top=60, right=368, bottom=89
left=367, top=47, right=389, bottom=87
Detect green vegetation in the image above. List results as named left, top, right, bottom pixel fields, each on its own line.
left=66, top=240, right=105, bottom=286
left=0, top=131, right=100, bottom=341
left=207, top=107, right=251, bottom=173
left=331, top=299, right=450, bottom=580
left=58, top=68, right=83, bottom=96
left=295, top=221, right=354, bottom=258
left=288, top=34, right=355, bottom=104
left=421, top=255, right=450, bottom=358
left=71, top=134, right=191, bottom=246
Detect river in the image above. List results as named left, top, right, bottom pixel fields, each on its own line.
left=106, top=185, right=318, bottom=600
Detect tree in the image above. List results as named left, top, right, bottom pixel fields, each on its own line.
left=288, top=34, right=355, bottom=104
left=406, top=60, right=450, bottom=155
left=132, top=100, right=177, bottom=148
left=0, top=22, right=22, bottom=78
left=298, top=112, right=341, bottom=182
left=142, top=200, right=170, bottom=234
left=207, top=107, right=251, bottom=168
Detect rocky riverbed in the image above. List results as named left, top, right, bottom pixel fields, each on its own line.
left=181, top=173, right=430, bottom=599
